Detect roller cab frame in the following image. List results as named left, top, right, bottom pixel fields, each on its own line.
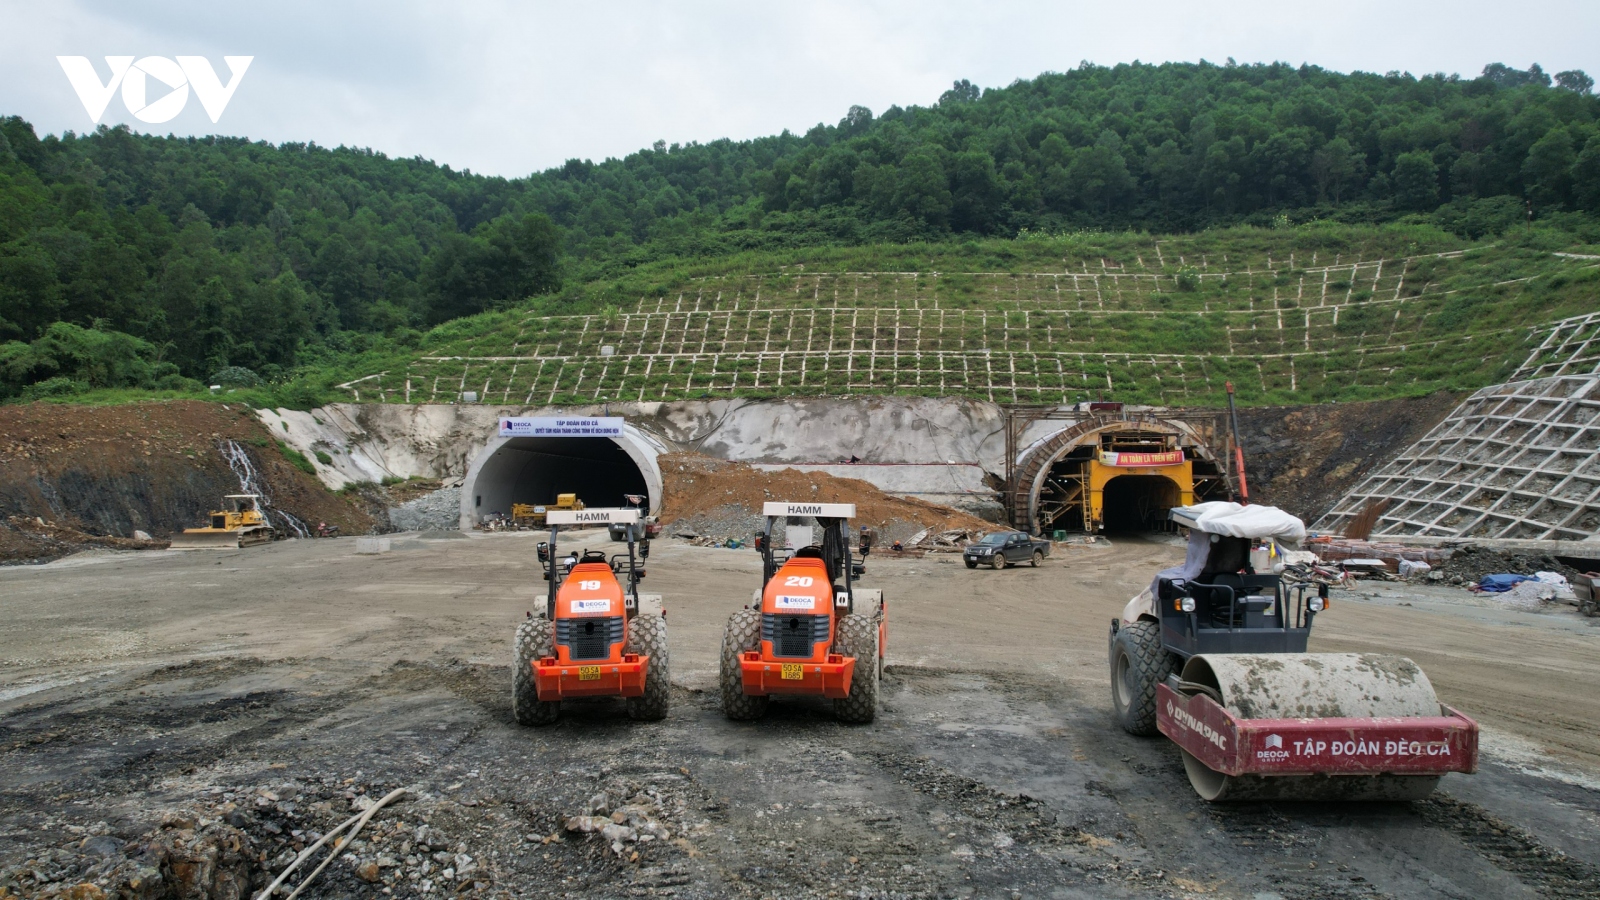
left=527, top=508, right=660, bottom=703
left=1110, top=501, right=1478, bottom=800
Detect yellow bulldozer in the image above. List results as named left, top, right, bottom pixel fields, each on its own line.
left=511, top=493, right=583, bottom=529
left=171, top=495, right=275, bottom=550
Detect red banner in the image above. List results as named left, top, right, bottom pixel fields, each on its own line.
left=1099, top=449, right=1184, bottom=467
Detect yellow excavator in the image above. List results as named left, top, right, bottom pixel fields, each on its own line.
left=171, top=495, right=275, bottom=549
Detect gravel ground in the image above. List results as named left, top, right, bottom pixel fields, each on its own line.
left=388, top=487, right=463, bottom=533
left=1, top=535, right=1597, bottom=899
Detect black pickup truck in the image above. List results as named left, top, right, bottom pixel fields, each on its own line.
left=963, top=531, right=1052, bottom=569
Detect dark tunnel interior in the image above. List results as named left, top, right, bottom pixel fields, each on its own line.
left=471, top=438, right=649, bottom=520
left=1101, top=475, right=1182, bottom=532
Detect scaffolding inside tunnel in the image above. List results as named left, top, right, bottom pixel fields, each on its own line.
left=1034, top=429, right=1222, bottom=533
left=1005, top=406, right=1233, bottom=535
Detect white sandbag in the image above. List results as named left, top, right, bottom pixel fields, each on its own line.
left=1399, top=559, right=1432, bottom=577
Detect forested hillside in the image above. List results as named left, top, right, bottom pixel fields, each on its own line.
left=2, top=60, right=1598, bottom=403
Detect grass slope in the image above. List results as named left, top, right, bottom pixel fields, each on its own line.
left=337, top=224, right=1600, bottom=407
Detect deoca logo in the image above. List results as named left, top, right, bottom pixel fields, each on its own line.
left=57, top=56, right=252, bottom=124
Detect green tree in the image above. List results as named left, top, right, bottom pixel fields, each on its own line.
left=1392, top=151, right=1441, bottom=211
left=1573, top=134, right=1600, bottom=211
left=1482, top=62, right=1551, bottom=88
left=0, top=321, right=173, bottom=398
left=890, top=151, right=952, bottom=228
left=949, top=151, right=1001, bottom=233
left=424, top=213, right=562, bottom=324
left=1555, top=70, right=1594, bottom=94
left=1311, top=137, right=1364, bottom=204
left=1523, top=126, right=1577, bottom=208
left=939, top=79, right=980, bottom=105
left=481, top=212, right=563, bottom=303
left=1070, top=131, right=1134, bottom=214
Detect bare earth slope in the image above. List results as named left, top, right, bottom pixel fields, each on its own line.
left=1238, top=391, right=1462, bottom=522
left=0, top=401, right=372, bottom=562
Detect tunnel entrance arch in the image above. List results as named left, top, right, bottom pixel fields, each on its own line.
left=459, top=427, right=665, bottom=530
left=1010, top=414, right=1230, bottom=534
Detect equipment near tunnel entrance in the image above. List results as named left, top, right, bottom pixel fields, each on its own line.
left=460, top=418, right=666, bottom=530
left=1006, top=407, right=1231, bottom=534
left=171, top=495, right=274, bottom=550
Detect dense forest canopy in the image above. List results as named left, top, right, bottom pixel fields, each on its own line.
left=1, top=59, right=1598, bottom=401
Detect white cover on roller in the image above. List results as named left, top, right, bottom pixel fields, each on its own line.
left=1130, top=503, right=1307, bottom=615
left=1169, top=501, right=1306, bottom=545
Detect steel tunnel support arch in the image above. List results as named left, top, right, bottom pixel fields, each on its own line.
left=1011, top=415, right=1229, bottom=533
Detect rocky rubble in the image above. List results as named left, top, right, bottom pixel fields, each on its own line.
left=387, top=487, right=462, bottom=533
left=563, top=789, right=675, bottom=857
left=1435, top=544, right=1584, bottom=585
left=0, top=813, right=255, bottom=900
left=659, top=453, right=994, bottom=545
left=0, top=515, right=168, bottom=566
left=0, top=776, right=507, bottom=900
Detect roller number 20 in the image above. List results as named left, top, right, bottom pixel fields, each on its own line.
left=784, top=576, right=814, bottom=587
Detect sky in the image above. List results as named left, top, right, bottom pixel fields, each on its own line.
left=2, top=1, right=1597, bottom=179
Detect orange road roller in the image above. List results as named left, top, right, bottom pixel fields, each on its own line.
left=721, top=502, right=885, bottom=723
left=513, top=507, right=669, bottom=725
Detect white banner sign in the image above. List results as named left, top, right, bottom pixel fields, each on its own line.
left=499, top=416, right=623, bottom=438
left=547, top=508, right=640, bottom=525
left=763, top=502, right=857, bottom=518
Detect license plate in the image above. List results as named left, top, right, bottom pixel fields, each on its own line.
left=780, top=664, right=804, bottom=680
left=577, top=665, right=601, bottom=681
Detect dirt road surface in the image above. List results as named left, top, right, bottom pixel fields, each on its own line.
left=2, top=532, right=1597, bottom=899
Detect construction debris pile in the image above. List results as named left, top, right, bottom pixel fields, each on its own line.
left=1307, top=537, right=1449, bottom=574
left=659, top=453, right=992, bottom=547
left=562, top=787, right=677, bottom=859
left=0, top=515, right=168, bottom=565
left=389, top=485, right=462, bottom=533
left=898, top=527, right=985, bottom=552
left=0, top=810, right=257, bottom=900
left=1434, top=544, right=1584, bottom=585
left=0, top=776, right=495, bottom=900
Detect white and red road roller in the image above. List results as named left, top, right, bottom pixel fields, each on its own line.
left=1109, top=501, right=1478, bottom=801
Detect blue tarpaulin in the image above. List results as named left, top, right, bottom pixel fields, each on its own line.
left=1476, top=573, right=1533, bottom=593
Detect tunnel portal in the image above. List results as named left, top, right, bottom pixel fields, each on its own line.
left=461, top=435, right=661, bottom=528
left=1017, top=418, right=1231, bottom=535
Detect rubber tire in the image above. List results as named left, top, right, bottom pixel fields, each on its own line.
left=989, top=553, right=1005, bottom=570
left=720, top=609, right=769, bottom=720
left=625, top=614, right=670, bottom=721
left=964, top=560, right=977, bottom=569
left=1109, top=619, right=1174, bottom=737
left=513, top=617, right=560, bottom=726
left=1031, top=550, right=1044, bottom=567
left=832, top=613, right=880, bottom=724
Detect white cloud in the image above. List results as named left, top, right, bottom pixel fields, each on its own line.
left=1, top=0, right=1596, bottom=177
